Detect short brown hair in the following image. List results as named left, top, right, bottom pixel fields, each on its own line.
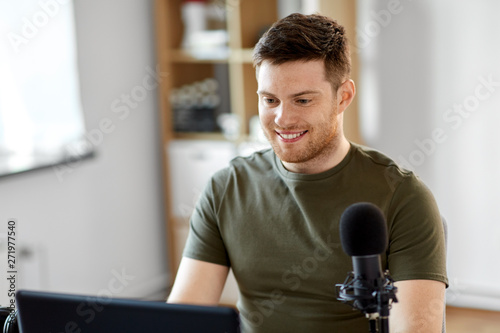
left=253, top=13, right=351, bottom=90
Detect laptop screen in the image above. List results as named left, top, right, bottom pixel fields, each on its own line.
left=16, top=290, right=240, bottom=333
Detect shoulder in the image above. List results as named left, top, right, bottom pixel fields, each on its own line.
left=351, top=143, right=411, bottom=174
left=353, top=144, right=442, bottom=237
left=349, top=142, right=418, bottom=189
left=208, top=148, right=276, bottom=191
left=230, top=148, right=275, bottom=170
left=346, top=143, right=438, bottom=217
left=213, top=148, right=275, bottom=178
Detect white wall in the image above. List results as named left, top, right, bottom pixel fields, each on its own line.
left=0, top=0, right=168, bottom=300
left=357, top=0, right=500, bottom=310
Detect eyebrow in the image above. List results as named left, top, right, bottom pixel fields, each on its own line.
left=256, top=90, right=321, bottom=97
left=290, top=90, right=321, bottom=98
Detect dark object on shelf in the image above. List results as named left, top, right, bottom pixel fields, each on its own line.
left=174, top=106, right=219, bottom=132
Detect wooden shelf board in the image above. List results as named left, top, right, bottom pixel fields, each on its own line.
left=173, top=132, right=226, bottom=141
left=168, top=48, right=254, bottom=64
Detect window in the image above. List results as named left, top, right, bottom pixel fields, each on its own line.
left=0, top=0, right=90, bottom=177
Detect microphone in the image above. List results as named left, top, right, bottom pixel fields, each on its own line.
left=339, top=202, right=388, bottom=313
left=336, top=202, right=397, bottom=333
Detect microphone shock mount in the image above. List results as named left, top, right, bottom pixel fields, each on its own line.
left=336, top=270, right=398, bottom=333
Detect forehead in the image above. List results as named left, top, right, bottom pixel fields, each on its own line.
left=256, top=60, right=331, bottom=93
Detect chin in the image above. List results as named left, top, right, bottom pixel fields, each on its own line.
left=273, top=147, right=313, bottom=164
left=273, top=136, right=341, bottom=165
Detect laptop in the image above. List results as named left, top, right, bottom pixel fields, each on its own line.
left=16, top=290, right=240, bottom=333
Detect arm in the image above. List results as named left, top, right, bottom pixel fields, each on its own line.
left=167, top=257, right=229, bottom=305
left=389, top=279, right=446, bottom=333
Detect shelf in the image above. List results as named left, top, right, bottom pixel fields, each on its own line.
left=173, top=132, right=226, bottom=141
left=169, top=48, right=254, bottom=64
left=154, top=0, right=278, bottom=283
left=169, top=48, right=230, bottom=63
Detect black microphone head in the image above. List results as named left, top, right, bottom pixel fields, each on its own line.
left=339, top=202, right=388, bottom=256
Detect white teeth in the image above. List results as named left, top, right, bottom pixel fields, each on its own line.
left=280, top=131, right=305, bottom=139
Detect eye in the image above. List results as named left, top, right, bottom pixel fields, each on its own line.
left=296, top=98, right=311, bottom=105
left=262, top=96, right=279, bottom=105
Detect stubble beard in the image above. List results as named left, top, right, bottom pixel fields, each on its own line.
left=263, top=115, right=341, bottom=165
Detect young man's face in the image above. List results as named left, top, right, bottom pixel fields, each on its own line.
left=257, top=60, right=343, bottom=167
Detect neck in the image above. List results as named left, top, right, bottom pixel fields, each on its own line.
left=282, top=136, right=351, bottom=174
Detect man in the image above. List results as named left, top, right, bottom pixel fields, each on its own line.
left=168, top=13, right=448, bottom=332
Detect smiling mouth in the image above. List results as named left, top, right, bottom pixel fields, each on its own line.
left=277, top=130, right=308, bottom=140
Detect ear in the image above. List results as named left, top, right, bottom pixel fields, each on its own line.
left=336, top=79, right=356, bottom=114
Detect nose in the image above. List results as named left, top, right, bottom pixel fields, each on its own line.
left=274, top=102, right=298, bottom=128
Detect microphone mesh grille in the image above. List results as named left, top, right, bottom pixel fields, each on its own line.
left=339, top=202, right=388, bottom=256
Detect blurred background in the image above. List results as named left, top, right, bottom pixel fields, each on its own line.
left=1, top=0, right=499, bottom=329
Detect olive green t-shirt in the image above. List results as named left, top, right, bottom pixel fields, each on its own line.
left=183, top=142, right=448, bottom=332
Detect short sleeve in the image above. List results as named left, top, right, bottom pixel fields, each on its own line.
left=182, top=169, right=231, bottom=267
left=386, top=175, right=448, bottom=287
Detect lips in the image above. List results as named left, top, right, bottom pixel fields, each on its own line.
left=276, top=130, right=308, bottom=141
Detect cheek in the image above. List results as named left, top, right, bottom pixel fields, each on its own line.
left=258, top=106, right=273, bottom=123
